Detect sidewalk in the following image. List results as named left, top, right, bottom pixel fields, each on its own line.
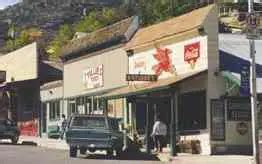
left=18, top=136, right=68, bottom=150
left=171, top=154, right=254, bottom=164
left=18, top=136, right=254, bottom=163
left=155, top=148, right=254, bottom=163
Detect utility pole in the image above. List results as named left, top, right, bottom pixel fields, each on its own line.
left=247, top=0, right=260, bottom=163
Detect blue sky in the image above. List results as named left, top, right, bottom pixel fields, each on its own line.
left=0, top=0, right=19, bottom=10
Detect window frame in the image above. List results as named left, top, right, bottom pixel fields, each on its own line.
left=49, top=101, right=61, bottom=121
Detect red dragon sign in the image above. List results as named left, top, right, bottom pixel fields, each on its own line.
left=152, top=47, right=176, bottom=76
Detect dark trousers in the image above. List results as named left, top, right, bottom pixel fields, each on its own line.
left=154, top=135, right=165, bottom=152
left=60, top=128, right=65, bottom=139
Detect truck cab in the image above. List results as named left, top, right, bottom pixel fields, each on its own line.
left=65, top=114, right=123, bottom=157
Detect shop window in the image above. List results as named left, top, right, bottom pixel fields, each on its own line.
left=178, top=91, right=206, bottom=132
left=49, top=101, right=60, bottom=121
left=76, top=97, right=85, bottom=114
left=68, top=99, right=77, bottom=117
left=109, top=119, right=119, bottom=131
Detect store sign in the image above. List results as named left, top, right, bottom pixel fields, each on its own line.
left=184, top=42, right=200, bottom=69
left=152, top=47, right=176, bottom=76
left=0, top=71, right=6, bottom=83
left=227, top=98, right=251, bottom=121
left=240, top=64, right=250, bottom=96
left=83, top=65, right=103, bottom=89
left=236, top=122, right=248, bottom=135
left=126, top=74, right=158, bottom=81
left=129, top=36, right=207, bottom=82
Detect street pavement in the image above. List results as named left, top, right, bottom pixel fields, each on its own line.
left=0, top=141, right=257, bottom=164
left=0, top=143, right=162, bottom=164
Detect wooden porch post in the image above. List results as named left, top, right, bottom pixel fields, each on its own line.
left=170, top=91, right=177, bottom=156
left=146, top=98, right=150, bottom=154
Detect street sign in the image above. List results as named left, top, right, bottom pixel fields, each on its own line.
left=246, top=13, right=260, bottom=29
left=126, top=74, right=158, bottom=81
left=246, top=13, right=260, bottom=40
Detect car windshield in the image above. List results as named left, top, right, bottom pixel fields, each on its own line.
left=71, top=116, right=107, bottom=129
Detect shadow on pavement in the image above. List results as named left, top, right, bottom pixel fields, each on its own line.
left=82, top=150, right=160, bottom=161
left=0, top=141, right=37, bottom=146
left=80, top=138, right=160, bottom=161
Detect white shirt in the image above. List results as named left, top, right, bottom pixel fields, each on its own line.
left=151, top=121, right=167, bottom=136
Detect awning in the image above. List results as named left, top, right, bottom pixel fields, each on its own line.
left=99, top=69, right=207, bottom=99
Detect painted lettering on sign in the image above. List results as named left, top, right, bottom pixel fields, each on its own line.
left=184, top=42, right=200, bottom=69
left=83, top=65, right=104, bottom=89
left=152, top=47, right=176, bottom=76
left=126, top=74, right=158, bottom=81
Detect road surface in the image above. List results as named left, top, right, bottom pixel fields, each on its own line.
left=0, top=143, right=162, bottom=164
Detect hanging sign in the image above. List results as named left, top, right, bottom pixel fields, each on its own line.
left=83, top=65, right=104, bottom=89
left=126, top=74, right=158, bottom=81
left=240, top=64, right=250, bottom=96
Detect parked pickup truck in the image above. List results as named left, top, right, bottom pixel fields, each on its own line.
left=65, top=114, right=123, bottom=157
left=0, top=119, right=20, bottom=144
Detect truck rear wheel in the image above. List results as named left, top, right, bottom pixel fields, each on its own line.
left=116, top=149, right=122, bottom=157
left=69, top=146, right=77, bottom=158
left=80, top=147, right=86, bottom=155
left=106, top=149, right=113, bottom=156
left=11, top=135, right=19, bottom=144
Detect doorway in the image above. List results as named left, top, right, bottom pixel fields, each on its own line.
left=134, top=97, right=171, bottom=150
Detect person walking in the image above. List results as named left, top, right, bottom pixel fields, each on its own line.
left=151, top=115, right=167, bottom=153
left=59, top=114, right=67, bottom=140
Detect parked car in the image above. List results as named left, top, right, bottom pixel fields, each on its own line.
left=0, top=119, right=20, bottom=144
left=47, top=125, right=60, bottom=139
left=65, top=114, right=123, bottom=158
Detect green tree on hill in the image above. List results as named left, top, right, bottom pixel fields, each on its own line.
left=3, top=27, right=41, bottom=52
left=47, top=7, right=127, bottom=60
left=46, top=24, right=74, bottom=60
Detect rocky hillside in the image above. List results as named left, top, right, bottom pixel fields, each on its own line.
left=0, top=0, right=125, bottom=52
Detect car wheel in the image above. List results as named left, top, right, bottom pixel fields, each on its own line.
left=11, top=135, right=19, bottom=144
left=69, top=146, right=77, bottom=158
left=106, top=149, right=113, bottom=156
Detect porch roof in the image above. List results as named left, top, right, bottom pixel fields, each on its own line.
left=99, top=69, right=207, bottom=99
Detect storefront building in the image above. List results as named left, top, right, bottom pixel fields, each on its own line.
left=215, top=33, right=262, bottom=154
left=101, top=5, right=226, bottom=155
left=0, top=43, right=40, bottom=136
left=40, top=80, right=64, bottom=138
left=0, top=43, right=62, bottom=137
left=61, top=16, right=139, bottom=117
